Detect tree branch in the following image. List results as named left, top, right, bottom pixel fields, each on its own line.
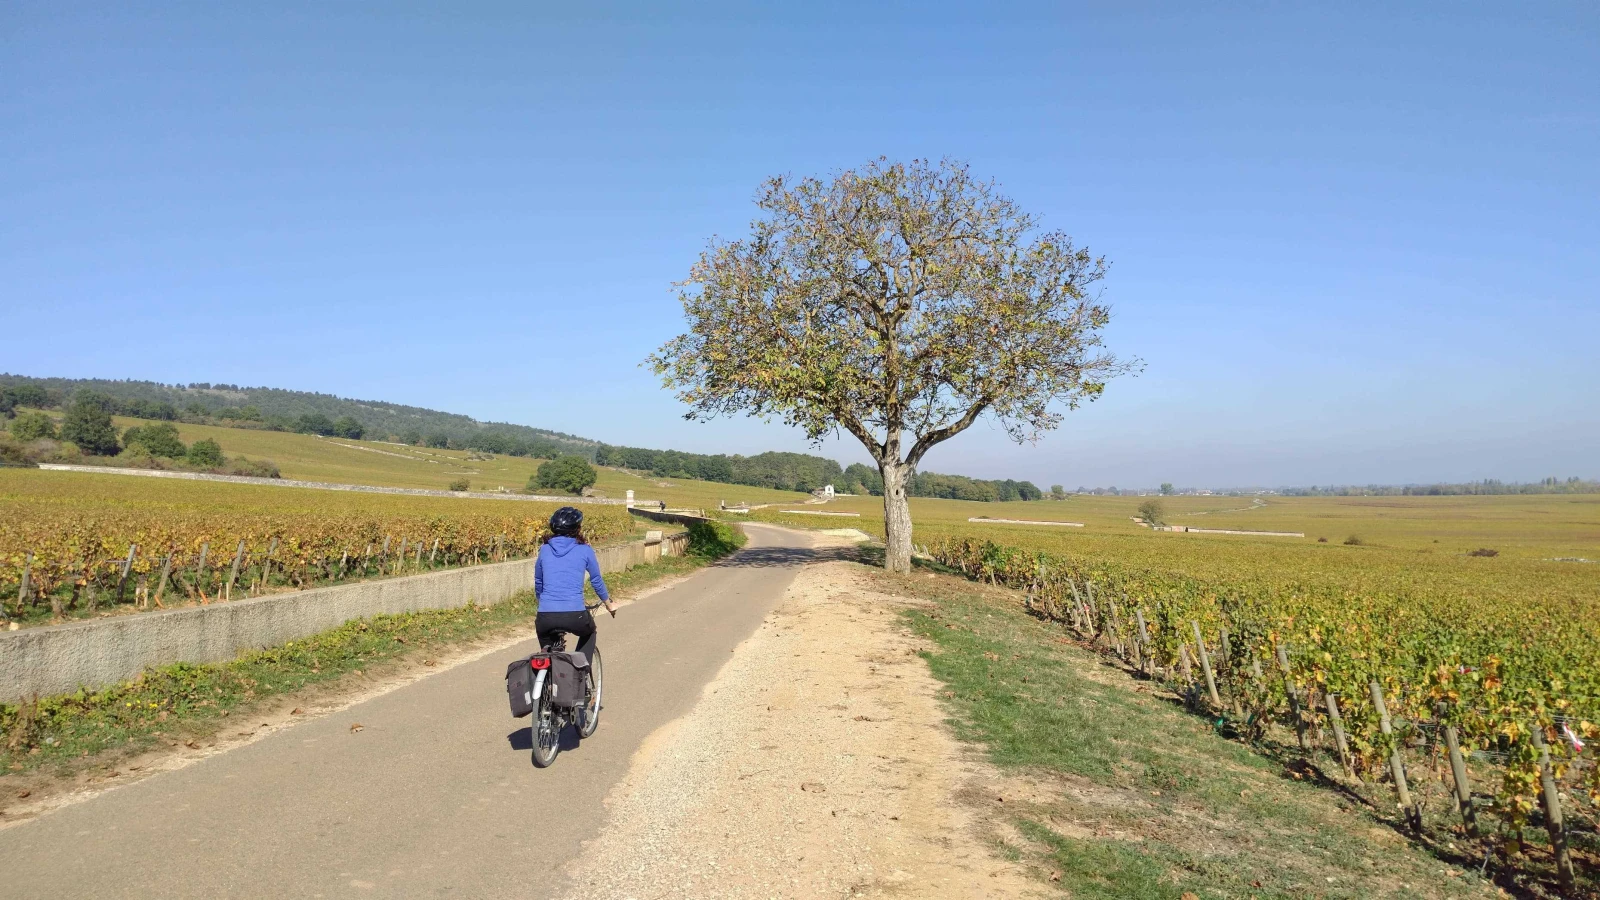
left=904, top=398, right=991, bottom=469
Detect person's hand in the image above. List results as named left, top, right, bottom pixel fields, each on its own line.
left=604, top=601, right=617, bottom=618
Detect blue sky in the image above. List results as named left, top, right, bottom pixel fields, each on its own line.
left=4, top=2, right=1596, bottom=488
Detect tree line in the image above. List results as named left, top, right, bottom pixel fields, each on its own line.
left=594, top=445, right=843, bottom=494
left=4, top=375, right=1050, bottom=501
left=838, top=463, right=1044, bottom=502
left=0, top=375, right=591, bottom=458
left=2, top=389, right=276, bottom=476
left=1283, top=478, right=1599, bottom=496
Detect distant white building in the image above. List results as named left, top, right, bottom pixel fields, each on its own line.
left=813, top=484, right=835, bottom=500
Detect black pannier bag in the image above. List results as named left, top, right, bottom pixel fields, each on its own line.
left=547, top=652, right=590, bottom=709
left=506, top=657, right=537, bottom=718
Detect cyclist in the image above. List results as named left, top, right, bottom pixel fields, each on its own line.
left=534, top=506, right=614, bottom=664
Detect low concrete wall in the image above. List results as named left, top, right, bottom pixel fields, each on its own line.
left=0, top=530, right=687, bottom=702
left=628, top=507, right=713, bottom=528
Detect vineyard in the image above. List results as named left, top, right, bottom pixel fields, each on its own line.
left=926, top=532, right=1600, bottom=892
left=0, top=469, right=635, bottom=626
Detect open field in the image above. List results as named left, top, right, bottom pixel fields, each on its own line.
left=7, top=409, right=815, bottom=509
left=102, top=416, right=814, bottom=510
left=750, top=491, right=1600, bottom=559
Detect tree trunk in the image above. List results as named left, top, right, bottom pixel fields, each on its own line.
left=880, top=461, right=913, bottom=573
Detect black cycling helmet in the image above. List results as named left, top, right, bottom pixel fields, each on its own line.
left=549, top=506, right=584, bottom=536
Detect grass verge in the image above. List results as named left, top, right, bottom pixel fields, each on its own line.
left=0, top=524, right=745, bottom=791
left=872, top=566, right=1510, bottom=900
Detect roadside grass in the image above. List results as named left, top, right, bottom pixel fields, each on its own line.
left=0, top=529, right=739, bottom=794
left=876, top=567, right=1503, bottom=900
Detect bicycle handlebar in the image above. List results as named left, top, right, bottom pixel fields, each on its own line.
left=585, top=601, right=616, bottom=618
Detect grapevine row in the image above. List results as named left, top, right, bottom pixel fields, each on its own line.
left=1, top=504, right=633, bottom=623
left=928, top=534, right=1597, bottom=892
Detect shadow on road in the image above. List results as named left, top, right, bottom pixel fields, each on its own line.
left=506, top=724, right=582, bottom=758
left=713, top=544, right=857, bottom=569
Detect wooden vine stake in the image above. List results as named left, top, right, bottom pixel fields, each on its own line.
left=153, top=554, right=172, bottom=608
left=115, top=544, right=137, bottom=604
left=193, top=542, right=210, bottom=603
left=1122, top=594, right=1143, bottom=669
left=1219, top=628, right=1245, bottom=717
left=429, top=539, right=439, bottom=566
left=1191, top=621, right=1222, bottom=709
left=226, top=540, right=246, bottom=602
left=1134, top=609, right=1152, bottom=676
left=1440, top=711, right=1476, bottom=836
left=1369, top=681, right=1420, bottom=832
left=1324, top=693, right=1359, bottom=781
left=15, top=551, right=33, bottom=620
left=1276, top=645, right=1310, bottom=752
left=1529, top=727, right=1576, bottom=893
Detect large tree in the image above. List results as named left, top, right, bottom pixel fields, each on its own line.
left=649, top=158, right=1137, bottom=572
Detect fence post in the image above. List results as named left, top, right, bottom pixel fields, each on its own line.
left=1369, top=681, right=1420, bottom=832
left=1440, top=714, right=1477, bottom=836
left=1192, top=622, right=1222, bottom=709
left=429, top=538, right=439, bottom=566
left=1276, top=646, right=1310, bottom=752
left=1530, top=727, right=1577, bottom=893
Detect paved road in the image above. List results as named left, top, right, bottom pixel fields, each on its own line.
left=0, top=524, right=815, bottom=899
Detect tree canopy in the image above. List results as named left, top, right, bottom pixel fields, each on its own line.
left=534, top=456, right=598, bottom=495
left=651, top=158, right=1137, bottom=570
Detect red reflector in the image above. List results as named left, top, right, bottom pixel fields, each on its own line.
left=529, top=657, right=550, bottom=670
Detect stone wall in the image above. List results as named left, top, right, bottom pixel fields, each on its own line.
left=0, top=530, right=687, bottom=702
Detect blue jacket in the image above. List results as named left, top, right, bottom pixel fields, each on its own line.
left=534, top=536, right=609, bottom=612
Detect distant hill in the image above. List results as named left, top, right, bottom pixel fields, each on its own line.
left=0, top=374, right=593, bottom=456
left=1, top=373, right=1045, bottom=500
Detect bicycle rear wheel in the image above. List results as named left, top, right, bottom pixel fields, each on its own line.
left=531, top=683, right=561, bottom=768
left=577, top=648, right=603, bottom=739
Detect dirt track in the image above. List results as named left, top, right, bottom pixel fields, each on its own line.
left=563, top=553, right=1038, bottom=899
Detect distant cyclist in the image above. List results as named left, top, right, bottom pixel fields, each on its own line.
left=534, top=506, right=615, bottom=664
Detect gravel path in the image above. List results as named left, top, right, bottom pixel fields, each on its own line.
left=563, top=555, right=1040, bottom=899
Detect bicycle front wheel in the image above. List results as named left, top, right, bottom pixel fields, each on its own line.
left=577, top=648, right=603, bottom=739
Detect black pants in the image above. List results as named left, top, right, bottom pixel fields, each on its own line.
left=536, top=610, right=597, bottom=665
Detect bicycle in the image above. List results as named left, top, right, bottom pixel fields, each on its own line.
left=526, top=602, right=610, bottom=768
